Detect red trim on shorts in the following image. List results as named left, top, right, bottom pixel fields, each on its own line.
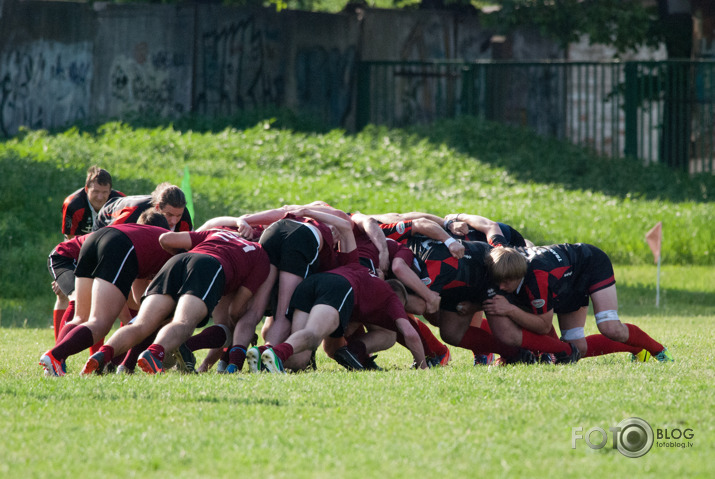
left=589, top=275, right=615, bottom=294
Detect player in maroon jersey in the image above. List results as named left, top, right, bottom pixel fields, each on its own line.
left=47, top=234, right=89, bottom=340
left=258, top=220, right=427, bottom=373
left=61, top=166, right=125, bottom=240
left=93, top=182, right=192, bottom=232
left=80, top=226, right=271, bottom=375
left=39, top=213, right=173, bottom=376
left=484, top=244, right=674, bottom=363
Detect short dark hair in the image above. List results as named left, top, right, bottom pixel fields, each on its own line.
left=151, top=182, right=186, bottom=209
left=386, top=279, right=408, bottom=306
left=137, top=209, right=170, bottom=229
left=85, top=165, right=112, bottom=188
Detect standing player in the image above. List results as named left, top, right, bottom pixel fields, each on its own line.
left=94, top=182, right=192, bottom=232
left=56, top=166, right=124, bottom=335
left=483, top=244, right=674, bottom=363
left=62, top=166, right=125, bottom=240
left=47, top=234, right=89, bottom=340
left=81, top=226, right=270, bottom=375
left=39, top=211, right=173, bottom=376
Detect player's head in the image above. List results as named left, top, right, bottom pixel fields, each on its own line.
left=489, top=247, right=527, bottom=293
left=85, top=166, right=113, bottom=211
left=386, top=279, right=408, bottom=306
left=151, top=183, right=186, bottom=230
left=137, top=209, right=170, bottom=230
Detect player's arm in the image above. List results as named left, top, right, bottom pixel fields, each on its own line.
left=445, top=213, right=507, bottom=246
left=351, top=212, right=390, bottom=272
left=411, top=218, right=465, bottom=259
left=294, top=207, right=356, bottom=253
left=159, top=231, right=193, bottom=254
left=390, top=257, right=441, bottom=314
left=399, top=212, right=446, bottom=224
left=483, top=295, right=553, bottom=335
left=394, top=316, right=428, bottom=369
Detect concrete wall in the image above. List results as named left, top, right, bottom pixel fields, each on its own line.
left=0, top=1, right=556, bottom=136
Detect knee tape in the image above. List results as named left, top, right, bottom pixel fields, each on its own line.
left=595, top=310, right=619, bottom=324
left=560, top=327, right=585, bottom=341
left=218, top=324, right=232, bottom=349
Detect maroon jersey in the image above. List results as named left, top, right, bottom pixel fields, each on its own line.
left=329, top=262, right=408, bottom=326
left=52, top=234, right=89, bottom=259
left=187, top=229, right=270, bottom=295
left=110, top=223, right=174, bottom=279
left=512, top=243, right=615, bottom=315
left=62, top=187, right=124, bottom=237
left=94, top=195, right=192, bottom=232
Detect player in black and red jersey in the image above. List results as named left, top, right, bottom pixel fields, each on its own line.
left=62, top=166, right=125, bottom=240
left=81, top=226, right=271, bottom=375
left=39, top=212, right=174, bottom=376
left=484, top=244, right=674, bottom=363
left=57, top=166, right=124, bottom=336
left=47, top=234, right=89, bottom=340
left=93, top=182, right=192, bottom=232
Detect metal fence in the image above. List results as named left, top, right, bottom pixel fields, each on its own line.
left=356, top=60, right=715, bottom=173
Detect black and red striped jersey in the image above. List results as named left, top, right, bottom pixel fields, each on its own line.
left=62, top=187, right=124, bottom=237
left=93, top=195, right=192, bottom=232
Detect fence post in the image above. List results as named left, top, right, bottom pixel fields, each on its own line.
left=356, top=62, right=371, bottom=131
left=624, top=62, right=639, bottom=158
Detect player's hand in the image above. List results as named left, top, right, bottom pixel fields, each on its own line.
left=425, top=291, right=441, bottom=314
left=50, top=281, right=62, bottom=296
left=447, top=240, right=465, bottom=259
left=235, top=218, right=253, bottom=238
left=483, top=295, right=516, bottom=317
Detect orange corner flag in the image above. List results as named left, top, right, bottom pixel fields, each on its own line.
left=645, top=221, right=662, bottom=263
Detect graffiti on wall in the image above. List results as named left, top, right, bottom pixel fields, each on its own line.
left=196, top=16, right=284, bottom=116
left=108, top=43, right=188, bottom=117
left=0, top=41, right=91, bottom=136
left=295, top=45, right=356, bottom=126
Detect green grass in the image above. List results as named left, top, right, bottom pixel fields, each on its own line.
left=0, top=114, right=712, bottom=477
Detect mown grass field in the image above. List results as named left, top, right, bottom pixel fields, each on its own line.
left=0, top=115, right=713, bottom=478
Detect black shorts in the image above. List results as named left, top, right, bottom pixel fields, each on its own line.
left=259, top=219, right=321, bottom=278
left=74, top=227, right=139, bottom=298
left=554, top=245, right=615, bottom=314
left=47, top=254, right=76, bottom=296
left=145, top=253, right=226, bottom=326
left=288, top=273, right=354, bottom=338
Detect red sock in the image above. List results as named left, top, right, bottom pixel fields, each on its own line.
left=229, top=345, right=247, bottom=368
left=52, top=325, right=95, bottom=361
left=547, top=326, right=560, bottom=340
left=89, top=338, right=104, bottom=355
left=625, top=324, right=664, bottom=355
left=271, top=343, right=294, bottom=362
left=59, top=301, right=75, bottom=333
left=258, top=345, right=269, bottom=354
left=147, top=344, right=165, bottom=361
left=56, top=321, right=77, bottom=345
left=520, top=329, right=571, bottom=355
left=458, top=326, right=519, bottom=357
left=416, top=319, right=448, bottom=357
left=186, top=325, right=228, bottom=351
left=52, top=309, right=66, bottom=341
left=583, top=335, right=642, bottom=358
left=98, top=345, right=115, bottom=363
left=480, top=317, right=491, bottom=333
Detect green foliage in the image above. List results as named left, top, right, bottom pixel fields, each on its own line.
left=482, top=0, right=663, bottom=55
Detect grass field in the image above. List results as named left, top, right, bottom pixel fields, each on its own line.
left=0, top=115, right=713, bottom=478
left=1, top=265, right=713, bottom=478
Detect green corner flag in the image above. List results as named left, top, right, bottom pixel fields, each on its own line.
left=181, top=166, right=195, bottom=224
